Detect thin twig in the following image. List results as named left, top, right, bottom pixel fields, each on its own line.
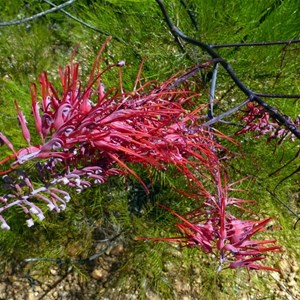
left=254, top=93, right=300, bottom=99
left=38, top=269, right=72, bottom=300
left=208, top=62, right=219, bottom=119
left=269, top=148, right=300, bottom=177
left=273, top=166, right=300, bottom=191
left=270, top=273, right=297, bottom=299
left=155, top=0, right=300, bottom=139
left=164, top=58, right=222, bottom=91
left=266, top=189, right=300, bottom=229
left=210, top=39, right=300, bottom=49
left=0, top=0, right=76, bottom=27
left=42, top=0, right=124, bottom=43
left=273, top=43, right=291, bottom=87
left=203, top=99, right=250, bottom=126
left=179, top=0, right=198, bottom=30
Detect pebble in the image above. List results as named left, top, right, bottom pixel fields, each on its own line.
left=272, top=272, right=280, bottom=281
left=27, top=291, right=37, bottom=300
left=277, top=291, right=286, bottom=298
left=12, top=281, right=22, bottom=288
left=10, top=275, right=18, bottom=282
left=52, top=291, right=58, bottom=298
left=110, top=243, right=124, bottom=256
left=145, top=290, right=161, bottom=300
left=194, top=276, right=202, bottom=284
left=49, top=268, right=58, bottom=276
left=91, top=268, right=109, bottom=280
left=0, top=247, right=298, bottom=300
left=65, top=276, right=72, bottom=284
left=278, top=260, right=290, bottom=279
left=34, top=286, right=43, bottom=294
left=192, top=266, right=201, bottom=275
left=0, top=284, right=5, bottom=293
left=291, top=264, right=299, bottom=273
left=64, top=284, right=70, bottom=292
left=163, top=261, right=174, bottom=272
left=287, top=279, right=297, bottom=288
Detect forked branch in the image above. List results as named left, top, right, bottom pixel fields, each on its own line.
left=155, top=0, right=300, bottom=139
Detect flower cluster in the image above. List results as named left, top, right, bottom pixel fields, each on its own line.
left=0, top=168, right=69, bottom=230
left=0, top=37, right=220, bottom=227
left=137, top=158, right=281, bottom=272
left=0, top=38, right=281, bottom=272
left=236, top=102, right=300, bottom=141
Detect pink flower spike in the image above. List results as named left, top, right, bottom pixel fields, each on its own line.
left=0, top=132, right=17, bottom=155
left=157, top=204, right=214, bottom=253
left=30, top=83, right=43, bottom=141
left=53, top=103, right=72, bottom=130
left=14, top=101, right=31, bottom=145
left=229, top=256, right=280, bottom=272
left=239, top=239, right=278, bottom=247
left=15, top=146, right=41, bottom=165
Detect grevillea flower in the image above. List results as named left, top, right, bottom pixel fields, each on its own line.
left=0, top=38, right=281, bottom=273
left=236, top=102, right=300, bottom=141
left=137, top=165, right=281, bottom=272
left=1, top=40, right=222, bottom=177
left=0, top=37, right=223, bottom=229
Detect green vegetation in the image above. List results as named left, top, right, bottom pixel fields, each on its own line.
left=0, top=1, right=299, bottom=299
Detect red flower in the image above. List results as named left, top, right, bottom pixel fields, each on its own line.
left=140, top=167, right=281, bottom=272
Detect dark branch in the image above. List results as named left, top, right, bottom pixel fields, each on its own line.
left=155, top=0, right=300, bottom=139
left=254, top=93, right=300, bottom=99
left=0, top=0, right=76, bottom=27
left=210, top=39, right=300, bottom=49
